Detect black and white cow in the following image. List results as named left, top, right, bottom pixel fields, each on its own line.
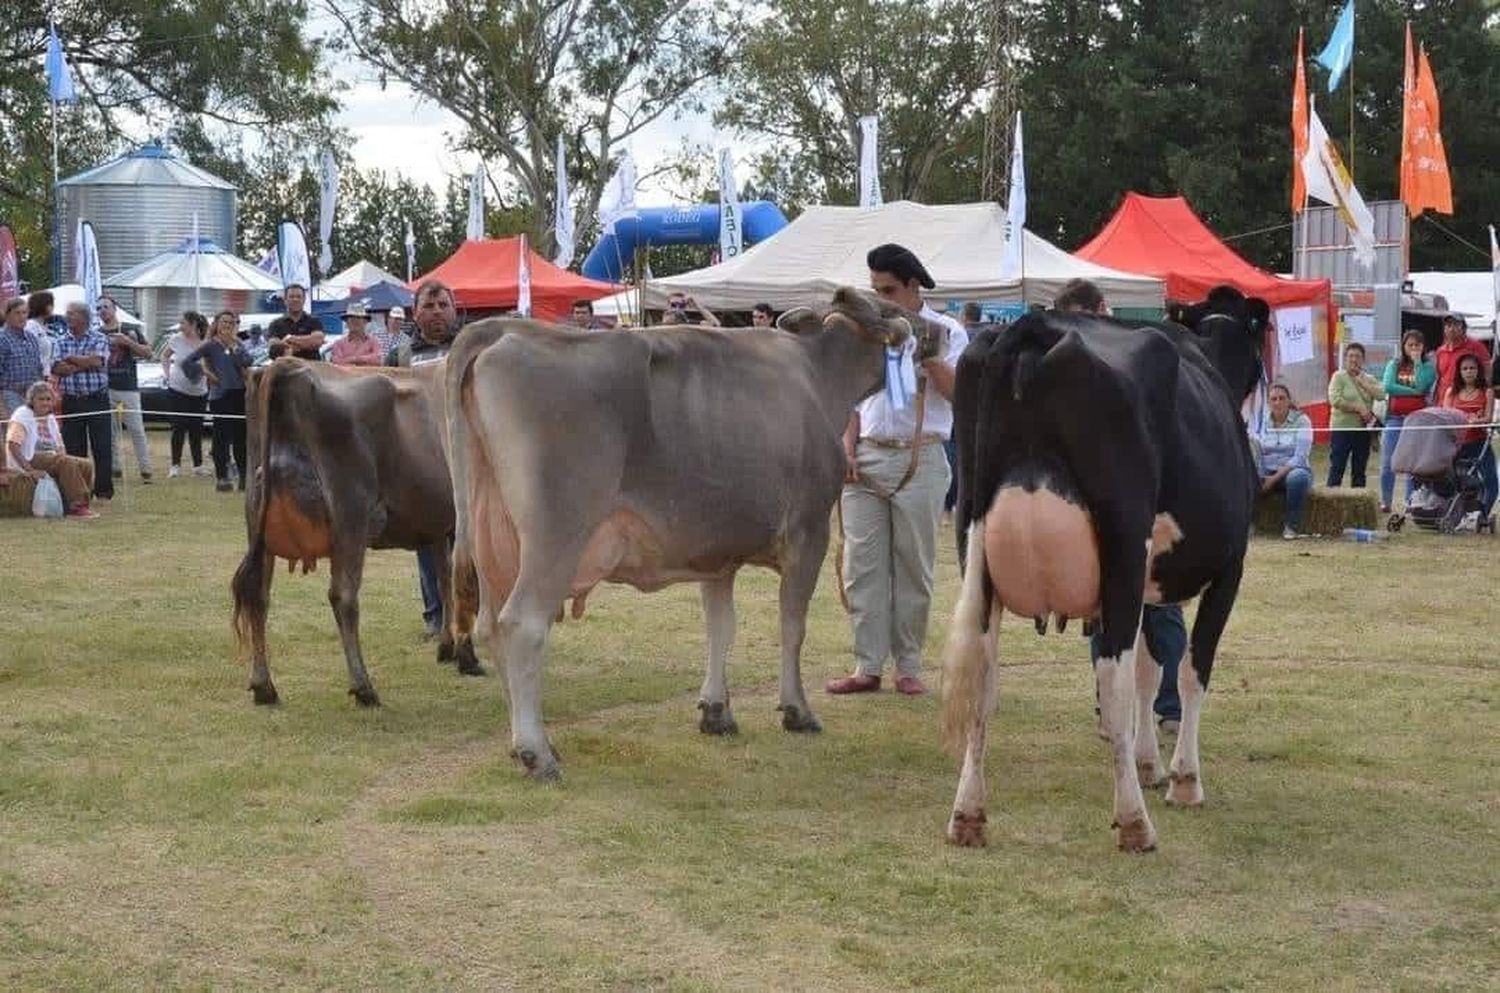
left=940, top=286, right=1267, bottom=852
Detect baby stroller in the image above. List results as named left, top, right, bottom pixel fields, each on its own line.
left=1387, top=406, right=1496, bottom=534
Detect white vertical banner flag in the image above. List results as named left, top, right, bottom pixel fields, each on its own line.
left=1301, top=107, right=1377, bottom=267
left=404, top=218, right=416, bottom=282
left=717, top=146, right=744, bottom=261
left=318, top=149, right=339, bottom=276
left=74, top=219, right=101, bottom=326
left=466, top=164, right=486, bottom=241
left=516, top=233, right=533, bottom=317
left=1000, top=112, right=1027, bottom=279
left=598, top=151, right=638, bottom=234
left=858, top=115, right=882, bottom=207
left=276, top=220, right=312, bottom=293
left=553, top=136, right=575, bottom=268
left=1489, top=224, right=1498, bottom=329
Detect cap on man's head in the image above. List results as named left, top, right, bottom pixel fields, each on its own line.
left=866, top=243, right=935, bottom=289
left=1444, top=313, right=1467, bottom=328
left=343, top=301, right=369, bottom=321
left=388, top=306, right=405, bottom=321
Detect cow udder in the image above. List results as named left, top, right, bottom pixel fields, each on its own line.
left=264, top=492, right=333, bottom=568
left=983, top=486, right=1100, bottom=622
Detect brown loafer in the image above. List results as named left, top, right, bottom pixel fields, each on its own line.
left=825, top=673, right=881, bottom=694
left=893, top=675, right=928, bottom=696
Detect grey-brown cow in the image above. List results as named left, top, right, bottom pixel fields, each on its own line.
left=445, top=289, right=947, bottom=779
left=231, top=357, right=482, bottom=707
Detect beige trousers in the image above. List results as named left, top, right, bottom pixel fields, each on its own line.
left=840, top=441, right=950, bottom=678
left=31, top=450, right=95, bottom=508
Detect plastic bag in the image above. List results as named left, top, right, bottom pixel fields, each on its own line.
left=31, top=476, right=64, bottom=518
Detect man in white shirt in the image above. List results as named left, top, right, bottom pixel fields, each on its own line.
left=827, top=244, right=969, bottom=696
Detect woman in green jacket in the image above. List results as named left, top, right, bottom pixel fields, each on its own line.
left=1326, top=341, right=1384, bottom=488
left=1379, top=329, right=1437, bottom=512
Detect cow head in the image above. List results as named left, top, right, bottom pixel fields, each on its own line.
left=825, top=287, right=949, bottom=363
left=1170, top=286, right=1269, bottom=403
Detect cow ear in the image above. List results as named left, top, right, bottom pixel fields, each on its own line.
left=775, top=306, right=824, bottom=336
left=831, top=286, right=884, bottom=327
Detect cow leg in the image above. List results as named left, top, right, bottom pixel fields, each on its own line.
left=431, top=539, right=484, bottom=676
left=1133, top=632, right=1165, bottom=788
left=243, top=547, right=279, bottom=705
left=697, top=572, right=739, bottom=735
left=1167, top=563, right=1240, bottom=807
left=496, top=586, right=563, bottom=779
left=946, top=607, right=1000, bottom=847
left=775, top=520, right=828, bottom=733
left=1097, top=626, right=1156, bottom=853
left=327, top=545, right=379, bottom=707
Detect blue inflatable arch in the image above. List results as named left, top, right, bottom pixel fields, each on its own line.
left=580, top=201, right=789, bottom=282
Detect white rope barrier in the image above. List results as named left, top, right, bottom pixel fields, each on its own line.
left=1, top=406, right=249, bottom=427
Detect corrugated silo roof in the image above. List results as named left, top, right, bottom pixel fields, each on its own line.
left=60, top=141, right=236, bottom=191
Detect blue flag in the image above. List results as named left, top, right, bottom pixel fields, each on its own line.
left=46, top=23, right=77, bottom=104
left=1314, top=0, right=1355, bottom=93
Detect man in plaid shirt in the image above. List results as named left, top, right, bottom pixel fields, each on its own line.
left=52, top=301, right=114, bottom=500
left=1, top=296, right=45, bottom=416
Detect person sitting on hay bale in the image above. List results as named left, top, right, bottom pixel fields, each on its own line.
left=1250, top=382, right=1313, bottom=539
left=4, top=381, right=97, bottom=518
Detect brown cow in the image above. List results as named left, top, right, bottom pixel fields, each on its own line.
left=231, top=357, right=481, bottom=707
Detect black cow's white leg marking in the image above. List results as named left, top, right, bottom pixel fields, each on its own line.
left=946, top=607, right=1000, bottom=847
left=1166, top=653, right=1206, bottom=807
left=1132, top=632, right=1165, bottom=788
left=1097, top=583, right=1156, bottom=852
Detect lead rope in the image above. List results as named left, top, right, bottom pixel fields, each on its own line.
left=832, top=377, right=929, bottom=615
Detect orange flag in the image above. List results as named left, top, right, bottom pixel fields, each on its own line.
left=1291, top=28, right=1308, bottom=213
left=1401, top=38, right=1454, bottom=217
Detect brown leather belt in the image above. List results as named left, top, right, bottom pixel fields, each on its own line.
left=863, top=433, right=944, bottom=450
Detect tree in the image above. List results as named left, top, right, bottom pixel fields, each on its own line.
left=325, top=0, right=738, bottom=255
left=717, top=0, right=993, bottom=209
left=1018, top=0, right=1500, bottom=271
left=0, top=1, right=336, bottom=286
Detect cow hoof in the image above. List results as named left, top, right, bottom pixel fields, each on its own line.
left=349, top=685, right=382, bottom=708
left=1113, top=815, right=1158, bottom=853
left=454, top=640, right=486, bottom=677
left=1136, top=759, right=1166, bottom=789
left=697, top=700, right=739, bottom=736
left=250, top=683, right=279, bottom=706
left=778, top=705, right=823, bottom=734
left=436, top=640, right=456, bottom=664
left=945, top=810, right=988, bottom=847
left=1165, top=771, right=1204, bottom=807
left=512, top=747, right=561, bottom=781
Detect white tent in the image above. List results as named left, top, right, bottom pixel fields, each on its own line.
left=1409, top=271, right=1497, bottom=336
left=41, top=283, right=143, bottom=327
left=314, top=259, right=407, bottom=301
left=104, top=237, right=281, bottom=336
left=642, top=201, right=1165, bottom=313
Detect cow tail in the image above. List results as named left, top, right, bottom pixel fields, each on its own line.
left=941, top=521, right=992, bottom=756
left=230, top=361, right=285, bottom=657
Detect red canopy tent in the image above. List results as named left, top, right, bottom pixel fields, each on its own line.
left=414, top=237, right=620, bottom=321
left=1076, top=193, right=1338, bottom=429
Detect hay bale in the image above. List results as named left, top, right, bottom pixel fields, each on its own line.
left=0, top=474, right=38, bottom=518
left=1254, top=485, right=1378, bottom=536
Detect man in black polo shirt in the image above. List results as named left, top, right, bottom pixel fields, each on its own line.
left=267, top=284, right=326, bottom=360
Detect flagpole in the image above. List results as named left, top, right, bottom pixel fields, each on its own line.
left=1348, top=51, right=1355, bottom=184
left=51, top=97, right=61, bottom=285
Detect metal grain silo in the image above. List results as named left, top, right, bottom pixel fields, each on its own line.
left=58, top=141, right=237, bottom=292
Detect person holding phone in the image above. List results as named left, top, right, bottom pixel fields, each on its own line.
left=665, top=292, right=720, bottom=327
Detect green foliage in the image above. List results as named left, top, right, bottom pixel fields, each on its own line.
left=327, top=0, right=738, bottom=254
left=0, top=2, right=336, bottom=286
left=718, top=0, right=993, bottom=207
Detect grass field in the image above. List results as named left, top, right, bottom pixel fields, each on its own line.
left=2, top=435, right=1497, bottom=991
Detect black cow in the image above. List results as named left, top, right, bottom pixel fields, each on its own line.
left=230, top=358, right=483, bottom=708
left=940, top=286, right=1267, bottom=852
